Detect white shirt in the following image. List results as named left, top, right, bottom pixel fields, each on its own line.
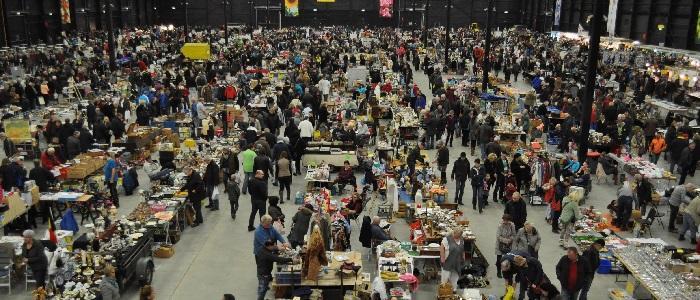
left=299, top=120, right=314, bottom=138
left=318, top=79, right=331, bottom=95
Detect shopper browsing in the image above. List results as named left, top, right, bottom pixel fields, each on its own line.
left=555, top=247, right=591, bottom=300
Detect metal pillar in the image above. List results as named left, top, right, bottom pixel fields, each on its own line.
left=577, top=0, right=603, bottom=164
left=482, top=0, right=492, bottom=91
left=107, top=0, right=116, bottom=71
left=224, top=0, right=228, bottom=44
left=444, top=0, right=451, bottom=66
left=184, top=2, right=189, bottom=42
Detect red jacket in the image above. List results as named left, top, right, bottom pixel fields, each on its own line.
left=41, top=152, right=62, bottom=170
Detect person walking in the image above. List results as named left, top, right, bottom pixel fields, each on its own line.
left=103, top=152, right=120, bottom=207
left=435, top=142, right=450, bottom=184
left=580, top=239, right=605, bottom=300
left=495, top=214, right=516, bottom=278
left=248, top=170, right=269, bottom=231
left=555, top=247, right=590, bottom=300
left=440, top=227, right=467, bottom=291
left=451, top=152, right=470, bottom=205
left=203, top=157, right=221, bottom=211
left=227, top=174, right=241, bottom=220
left=678, top=142, right=696, bottom=184
left=504, top=192, right=527, bottom=230
left=241, top=144, right=257, bottom=195
left=180, top=166, right=206, bottom=227
left=275, top=151, right=293, bottom=203
left=469, top=159, right=485, bottom=210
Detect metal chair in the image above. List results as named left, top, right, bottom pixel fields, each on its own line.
left=0, top=250, right=13, bottom=294
left=640, top=207, right=662, bottom=237
left=25, top=265, right=37, bottom=291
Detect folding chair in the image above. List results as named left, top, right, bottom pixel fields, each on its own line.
left=0, top=249, right=13, bottom=294
left=25, top=265, right=36, bottom=291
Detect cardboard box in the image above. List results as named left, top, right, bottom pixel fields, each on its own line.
left=691, top=262, right=700, bottom=276
left=66, top=167, right=90, bottom=179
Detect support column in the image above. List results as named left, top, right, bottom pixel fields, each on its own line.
left=107, top=0, right=116, bottom=71
left=578, top=0, right=603, bottom=164
left=482, top=0, right=492, bottom=91
left=444, top=0, right=451, bottom=65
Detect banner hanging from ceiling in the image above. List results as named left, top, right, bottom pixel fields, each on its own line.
left=284, top=0, right=299, bottom=16
left=60, top=0, right=71, bottom=24
left=554, top=0, right=562, bottom=27
left=607, top=0, right=619, bottom=37
left=379, top=0, right=393, bottom=18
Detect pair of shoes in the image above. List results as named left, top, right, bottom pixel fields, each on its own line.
left=192, top=223, right=200, bottom=227
left=552, top=229, right=560, bottom=234
left=211, top=208, right=219, bottom=211
left=272, top=182, right=278, bottom=186
left=248, top=226, right=256, bottom=232
left=242, top=192, right=247, bottom=195
left=669, top=228, right=678, bottom=233
left=679, top=235, right=686, bottom=241
left=496, top=272, right=502, bottom=278
left=205, top=205, right=212, bottom=208
left=231, top=215, right=236, bottom=220
left=472, top=206, right=476, bottom=210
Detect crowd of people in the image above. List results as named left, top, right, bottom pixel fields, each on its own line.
left=1, top=21, right=699, bottom=300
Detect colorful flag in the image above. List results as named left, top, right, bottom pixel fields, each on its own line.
left=285, top=0, right=299, bottom=16
left=60, top=0, right=71, bottom=24
left=379, top=0, right=393, bottom=18
left=48, top=214, right=58, bottom=245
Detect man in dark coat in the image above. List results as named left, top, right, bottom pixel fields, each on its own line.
left=451, top=152, right=470, bottom=205
left=580, top=240, right=605, bottom=300
left=256, top=240, right=296, bottom=300
left=65, top=131, right=81, bottom=160
left=678, top=142, right=696, bottom=184
left=86, top=101, right=97, bottom=129
left=253, top=148, right=273, bottom=182
left=435, top=142, right=450, bottom=184
left=556, top=247, right=591, bottom=300
left=110, top=114, right=126, bottom=141
left=78, top=127, right=95, bottom=153
left=30, top=160, right=55, bottom=223
left=202, top=158, right=221, bottom=210
left=248, top=170, right=268, bottom=231
left=180, top=167, right=206, bottom=227
left=504, top=192, right=527, bottom=230
left=220, top=148, right=239, bottom=192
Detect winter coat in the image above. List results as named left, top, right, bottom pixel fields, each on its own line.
left=556, top=256, right=590, bottom=292
left=451, top=157, right=470, bottom=180
left=288, top=207, right=313, bottom=245
left=513, top=227, right=541, bottom=256
left=495, top=221, right=516, bottom=255
left=203, top=161, right=221, bottom=186
left=359, top=216, right=373, bottom=248
left=559, top=198, right=581, bottom=224
left=504, top=199, right=528, bottom=228
left=181, top=171, right=206, bottom=202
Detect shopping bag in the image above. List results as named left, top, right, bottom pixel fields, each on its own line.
left=211, top=186, right=220, bottom=200
left=503, top=285, right=515, bottom=300
left=38, top=96, right=45, bottom=105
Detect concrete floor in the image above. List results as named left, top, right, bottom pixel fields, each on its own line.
left=4, top=69, right=698, bottom=300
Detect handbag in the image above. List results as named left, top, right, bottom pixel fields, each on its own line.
left=498, top=241, right=512, bottom=253
left=185, top=203, right=196, bottom=225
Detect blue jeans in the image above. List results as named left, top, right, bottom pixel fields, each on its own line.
left=242, top=172, right=253, bottom=194
left=257, top=274, right=272, bottom=300
left=579, top=277, right=593, bottom=300
left=560, top=288, right=580, bottom=300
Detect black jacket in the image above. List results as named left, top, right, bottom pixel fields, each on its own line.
left=288, top=207, right=313, bottom=244
left=249, top=177, right=268, bottom=202
left=181, top=171, right=206, bottom=201
left=2, top=139, right=16, bottom=157
left=93, top=122, right=110, bottom=143
left=451, top=157, right=470, bottom=180
left=29, top=166, right=54, bottom=192
left=406, top=147, right=424, bottom=167
left=358, top=216, right=372, bottom=248
left=436, top=148, right=450, bottom=166
left=504, top=199, right=528, bottom=227
left=469, top=166, right=485, bottom=187
left=485, top=141, right=502, bottom=158
left=679, top=147, right=694, bottom=169
left=220, top=152, right=239, bottom=174
left=79, top=128, right=95, bottom=152
left=518, top=258, right=545, bottom=286
left=555, top=256, right=590, bottom=292
left=22, top=239, right=49, bottom=273
left=581, top=247, right=600, bottom=279
left=256, top=247, right=293, bottom=276
left=65, top=136, right=81, bottom=159
left=203, top=161, right=221, bottom=186
left=253, top=155, right=273, bottom=180
left=272, top=142, right=291, bottom=161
